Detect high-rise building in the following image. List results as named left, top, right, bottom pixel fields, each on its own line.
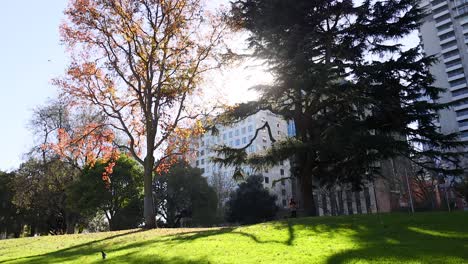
left=189, top=111, right=294, bottom=208
left=419, top=0, right=468, bottom=137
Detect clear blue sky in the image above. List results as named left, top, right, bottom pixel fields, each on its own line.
left=0, top=1, right=68, bottom=171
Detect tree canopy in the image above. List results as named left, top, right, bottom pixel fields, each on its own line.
left=55, top=0, right=227, bottom=228
left=153, top=161, right=218, bottom=227
left=213, top=0, right=465, bottom=215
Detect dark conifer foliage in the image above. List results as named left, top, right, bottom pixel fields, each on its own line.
left=214, top=0, right=465, bottom=215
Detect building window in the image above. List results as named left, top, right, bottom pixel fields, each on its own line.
left=235, top=139, right=240, bottom=146
left=249, top=145, right=255, bottom=152
left=441, top=40, right=457, bottom=50
left=435, top=13, right=450, bottom=23
left=280, top=160, right=284, bottom=165
left=242, top=137, right=247, bottom=144
left=223, top=133, right=227, bottom=140
left=282, top=199, right=287, bottom=207
left=235, top=129, right=239, bottom=136
left=201, top=159, right=204, bottom=165
left=280, top=169, right=285, bottom=176
left=229, top=131, right=233, bottom=138
left=458, top=119, right=468, bottom=127
left=450, top=78, right=466, bottom=87
left=448, top=68, right=464, bottom=78
left=276, top=123, right=280, bottom=128
left=445, top=59, right=461, bottom=68
left=201, top=141, right=205, bottom=147
left=436, top=23, right=451, bottom=32
left=200, top=150, right=204, bottom=156
left=461, top=131, right=468, bottom=138
left=248, top=125, right=253, bottom=132
left=452, top=88, right=468, bottom=97
left=241, top=127, right=246, bottom=134
left=443, top=49, right=459, bottom=59
left=201, top=168, right=205, bottom=173
left=439, top=31, right=455, bottom=41
left=456, top=108, right=468, bottom=117
left=281, top=189, right=286, bottom=196
left=264, top=176, right=269, bottom=184
left=281, top=180, right=286, bottom=186
left=229, top=140, right=233, bottom=146
left=196, top=160, right=199, bottom=166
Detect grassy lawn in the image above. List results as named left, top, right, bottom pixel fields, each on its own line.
left=0, top=212, right=467, bottom=264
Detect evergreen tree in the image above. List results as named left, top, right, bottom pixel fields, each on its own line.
left=225, top=175, right=278, bottom=224
left=153, top=161, right=219, bottom=227
left=213, top=0, right=465, bottom=215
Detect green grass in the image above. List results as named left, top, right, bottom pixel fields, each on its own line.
left=0, top=212, right=467, bottom=264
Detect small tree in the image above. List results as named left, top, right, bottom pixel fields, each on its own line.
left=226, top=175, right=278, bottom=224
left=69, top=155, right=144, bottom=231
left=153, top=161, right=218, bottom=227
left=0, top=171, right=22, bottom=238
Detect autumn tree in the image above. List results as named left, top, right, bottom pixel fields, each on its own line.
left=57, top=0, right=226, bottom=228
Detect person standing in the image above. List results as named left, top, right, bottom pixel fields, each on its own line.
left=289, top=198, right=298, bottom=218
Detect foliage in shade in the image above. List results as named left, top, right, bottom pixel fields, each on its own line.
left=225, top=175, right=278, bottom=224
left=213, top=0, right=466, bottom=214
left=153, top=161, right=219, bottom=227
left=68, top=155, right=144, bottom=231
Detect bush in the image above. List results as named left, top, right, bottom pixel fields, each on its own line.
left=226, top=175, right=278, bottom=224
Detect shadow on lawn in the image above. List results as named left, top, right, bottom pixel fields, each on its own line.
left=0, top=229, right=144, bottom=264
left=326, top=212, right=468, bottom=264
left=166, top=220, right=296, bottom=246
left=0, top=221, right=296, bottom=264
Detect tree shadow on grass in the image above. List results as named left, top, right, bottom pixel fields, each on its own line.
left=0, top=229, right=144, bottom=264
left=326, top=212, right=468, bottom=264
left=0, top=222, right=296, bottom=264
left=163, top=220, right=296, bottom=246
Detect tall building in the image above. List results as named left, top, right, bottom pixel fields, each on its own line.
left=419, top=0, right=468, bottom=138
left=418, top=0, right=468, bottom=209
left=190, top=111, right=294, bottom=208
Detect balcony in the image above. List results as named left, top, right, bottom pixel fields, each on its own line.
left=441, top=45, right=458, bottom=54
left=461, top=16, right=468, bottom=26
left=450, top=81, right=468, bottom=91
left=446, top=63, right=463, bottom=72
left=435, top=17, right=452, bottom=28
left=444, top=54, right=461, bottom=63
left=432, top=1, right=448, bottom=10
left=448, top=73, right=466, bottom=82
left=437, top=26, right=454, bottom=36
left=434, top=9, right=450, bottom=19
left=440, top=35, right=457, bottom=45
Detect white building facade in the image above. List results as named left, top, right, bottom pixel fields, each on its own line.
left=190, top=111, right=294, bottom=208
left=419, top=0, right=468, bottom=139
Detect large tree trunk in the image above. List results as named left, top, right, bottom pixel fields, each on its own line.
left=300, top=174, right=317, bottom=216
left=66, top=213, right=76, bottom=234
left=144, top=155, right=156, bottom=229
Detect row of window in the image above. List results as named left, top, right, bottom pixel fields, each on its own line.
left=456, top=107, right=468, bottom=116
left=450, top=78, right=467, bottom=88
left=447, top=68, right=465, bottom=77
left=445, top=58, right=461, bottom=68
left=453, top=87, right=468, bottom=97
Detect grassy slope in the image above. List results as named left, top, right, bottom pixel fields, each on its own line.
left=0, top=212, right=467, bottom=264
